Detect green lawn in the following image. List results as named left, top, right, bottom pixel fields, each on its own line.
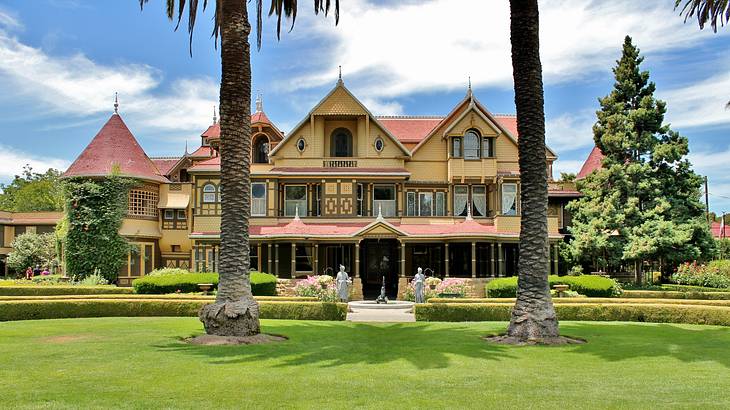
left=2, top=318, right=730, bottom=409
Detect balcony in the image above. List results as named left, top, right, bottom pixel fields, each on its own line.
left=448, top=158, right=497, bottom=181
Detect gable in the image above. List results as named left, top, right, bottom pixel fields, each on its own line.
left=356, top=220, right=406, bottom=238
left=312, top=87, right=367, bottom=116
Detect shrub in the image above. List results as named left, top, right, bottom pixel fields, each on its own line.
left=30, top=275, right=64, bottom=285
left=132, top=272, right=277, bottom=295
left=707, top=260, right=730, bottom=278
left=0, top=286, right=133, bottom=296
left=7, top=232, right=57, bottom=274
left=146, top=268, right=191, bottom=277
left=77, top=272, right=108, bottom=286
left=293, top=275, right=338, bottom=302
left=0, top=294, right=318, bottom=302
left=672, top=262, right=730, bottom=289
left=414, top=303, right=730, bottom=326
left=426, top=297, right=730, bottom=307
left=486, top=275, right=622, bottom=298
left=0, top=300, right=347, bottom=322
left=621, top=290, right=730, bottom=300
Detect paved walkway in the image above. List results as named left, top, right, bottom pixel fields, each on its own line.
left=346, top=307, right=416, bottom=322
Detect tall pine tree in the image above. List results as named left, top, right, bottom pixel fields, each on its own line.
left=567, top=36, right=714, bottom=282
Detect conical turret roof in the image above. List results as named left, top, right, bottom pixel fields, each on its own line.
left=63, top=114, right=168, bottom=183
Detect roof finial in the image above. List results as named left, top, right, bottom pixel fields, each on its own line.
left=184, top=140, right=189, bottom=156
left=465, top=201, right=473, bottom=221
left=467, top=76, right=472, bottom=98
left=255, top=91, right=263, bottom=113
left=113, top=92, right=119, bottom=115
left=376, top=204, right=384, bottom=221
left=213, top=105, right=217, bottom=124
left=337, top=65, right=343, bottom=85
left=294, top=206, right=301, bottom=221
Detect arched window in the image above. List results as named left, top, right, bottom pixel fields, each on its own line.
left=202, top=183, right=218, bottom=203
left=253, top=135, right=269, bottom=164
left=330, top=128, right=353, bottom=157
left=464, top=129, right=480, bottom=159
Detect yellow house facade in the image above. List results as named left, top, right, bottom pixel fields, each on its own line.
left=62, top=79, right=577, bottom=296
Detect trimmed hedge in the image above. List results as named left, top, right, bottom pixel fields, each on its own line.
left=486, top=275, right=621, bottom=298
left=132, top=272, right=277, bottom=295
left=427, top=297, right=730, bottom=307
left=0, top=300, right=347, bottom=322
left=622, top=290, right=730, bottom=300
left=0, top=286, right=133, bottom=296
left=0, top=295, right=317, bottom=302
left=415, top=303, right=730, bottom=326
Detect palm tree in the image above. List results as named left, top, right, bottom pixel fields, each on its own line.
left=675, top=0, right=729, bottom=31
left=139, top=0, right=338, bottom=337
left=505, top=0, right=559, bottom=341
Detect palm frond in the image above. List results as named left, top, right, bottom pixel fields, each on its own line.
left=675, top=0, right=730, bottom=32
left=139, top=0, right=219, bottom=56
left=258, top=0, right=339, bottom=50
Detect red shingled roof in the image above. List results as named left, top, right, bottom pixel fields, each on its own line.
left=202, top=111, right=277, bottom=139
left=188, top=145, right=215, bottom=158
left=151, top=158, right=180, bottom=176
left=188, top=155, right=220, bottom=172
left=711, top=222, right=730, bottom=239
left=577, top=146, right=605, bottom=179
left=63, top=114, right=168, bottom=183
left=377, top=115, right=519, bottom=144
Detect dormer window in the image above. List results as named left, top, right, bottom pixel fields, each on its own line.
left=330, top=128, right=353, bottom=157
left=464, top=130, right=480, bottom=159
left=253, top=135, right=269, bottom=164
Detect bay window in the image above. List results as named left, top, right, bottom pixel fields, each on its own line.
left=251, top=182, right=267, bottom=216
left=472, top=185, right=487, bottom=217
left=285, top=185, right=307, bottom=217
left=454, top=185, right=469, bottom=217
left=419, top=192, right=433, bottom=217
left=502, top=183, right=518, bottom=215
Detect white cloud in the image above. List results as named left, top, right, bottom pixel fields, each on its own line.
left=0, top=144, right=69, bottom=179
left=546, top=111, right=596, bottom=153
left=281, top=0, right=725, bottom=101
left=688, top=148, right=730, bottom=213
left=0, top=24, right=217, bottom=139
left=0, top=9, right=22, bottom=31
left=552, top=159, right=585, bottom=180
left=660, top=71, right=730, bottom=129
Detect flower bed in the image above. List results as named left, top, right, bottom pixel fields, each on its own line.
left=132, top=272, right=277, bottom=295
left=671, top=261, right=730, bottom=289
left=293, top=275, right=339, bottom=302
left=403, top=277, right=468, bottom=301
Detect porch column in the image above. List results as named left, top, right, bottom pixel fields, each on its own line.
left=267, top=243, right=272, bottom=275
left=444, top=243, right=450, bottom=277
left=256, top=243, right=262, bottom=272
left=498, top=243, right=504, bottom=277
left=471, top=242, right=477, bottom=278
left=314, top=243, right=319, bottom=275
left=355, top=242, right=360, bottom=278
left=553, top=243, right=559, bottom=275
left=274, top=244, right=279, bottom=277
left=291, top=243, right=296, bottom=277
left=490, top=243, right=495, bottom=277
left=400, top=242, right=406, bottom=277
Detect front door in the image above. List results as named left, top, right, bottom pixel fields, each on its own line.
left=361, top=239, right=399, bottom=299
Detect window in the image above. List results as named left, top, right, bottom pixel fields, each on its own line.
left=285, top=185, right=307, bottom=217
left=502, top=183, right=518, bottom=215
left=330, top=128, right=353, bottom=157
left=482, top=137, right=495, bottom=158
left=406, top=191, right=416, bottom=216
left=452, top=137, right=462, bottom=158
left=202, top=183, right=217, bottom=203
left=357, top=184, right=364, bottom=216
left=296, top=138, right=306, bottom=152
left=295, top=243, right=313, bottom=272
left=251, top=182, right=267, bottom=216
left=314, top=184, right=322, bottom=217
left=435, top=192, right=446, bottom=216
left=464, top=130, right=480, bottom=159
left=253, top=136, right=269, bottom=163
left=250, top=245, right=259, bottom=271
left=374, top=137, right=384, bottom=152
left=164, top=209, right=174, bottom=220
left=454, top=185, right=469, bottom=217
left=128, top=189, right=159, bottom=218
left=419, top=192, right=433, bottom=216
left=37, top=225, right=55, bottom=234
left=373, top=184, right=396, bottom=217
left=177, top=210, right=186, bottom=220
left=14, top=226, right=26, bottom=237
left=472, top=185, right=487, bottom=217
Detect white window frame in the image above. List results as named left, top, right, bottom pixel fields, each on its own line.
left=502, top=183, right=518, bottom=216
left=463, top=130, right=481, bottom=160
left=454, top=185, right=469, bottom=217
left=435, top=192, right=446, bottom=216
left=418, top=192, right=433, bottom=217
left=164, top=209, right=174, bottom=220
left=177, top=209, right=186, bottom=220
left=472, top=185, right=488, bottom=217
left=284, top=185, right=307, bottom=217
left=251, top=182, right=267, bottom=216
left=406, top=191, right=417, bottom=216
left=202, top=183, right=217, bottom=203
left=357, top=183, right=364, bottom=216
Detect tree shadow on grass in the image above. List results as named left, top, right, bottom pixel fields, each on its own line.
left=154, top=321, right=517, bottom=370
left=560, top=322, right=730, bottom=368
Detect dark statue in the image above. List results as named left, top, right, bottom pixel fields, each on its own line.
left=375, top=276, right=388, bottom=304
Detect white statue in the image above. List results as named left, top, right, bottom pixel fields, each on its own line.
left=335, top=264, right=351, bottom=302
left=414, top=267, right=426, bottom=303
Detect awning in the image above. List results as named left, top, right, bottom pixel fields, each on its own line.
left=158, top=192, right=190, bottom=209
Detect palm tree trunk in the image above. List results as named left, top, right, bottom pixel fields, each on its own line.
left=199, top=0, right=260, bottom=336
left=506, top=0, right=559, bottom=340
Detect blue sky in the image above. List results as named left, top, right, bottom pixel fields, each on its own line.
left=0, top=0, right=729, bottom=213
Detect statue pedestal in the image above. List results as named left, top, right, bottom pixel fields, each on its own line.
left=351, top=279, right=363, bottom=300
left=398, top=277, right=409, bottom=300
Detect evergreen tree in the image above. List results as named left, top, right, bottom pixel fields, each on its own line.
left=567, top=36, right=713, bottom=282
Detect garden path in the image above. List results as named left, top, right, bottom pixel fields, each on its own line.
left=346, top=307, right=415, bottom=322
